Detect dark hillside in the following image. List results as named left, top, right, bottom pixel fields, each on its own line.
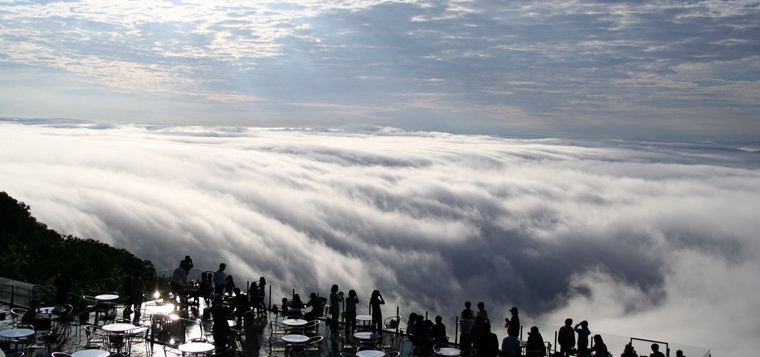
left=0, top=191, right=155, bottom=296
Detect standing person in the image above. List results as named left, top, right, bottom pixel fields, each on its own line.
left=476, top=302, right=489, bottom=322
left=459, top=308, right=475, bottom=350
left=130, top=269, right=145, bottom=324
left=369, top=289, right=385, bottom=332
left=213, top=263, right=227, bottom=295
left=211, top=294, right=231, bottom=348
left=328, top=284, right=343, bottom=335
left=344, top=289, right=359, bottom=334
left=225, top=275, right=236, bottom=296
left=180, top=255, right=194, bottom=275
left=558, top=318, right=576, bottom=357
left=257, top=277, right=267, bottom=313
left=242, top=310, right=268, bottom=357
left=432, top=315, right=447, bottom=343
left=122, top=269, right=134, bottom=320
left=526, top=326, right=547, bottom=357
left=575, top=321, right=591, bottom=357
left=507, top=307, right=521, bottom=338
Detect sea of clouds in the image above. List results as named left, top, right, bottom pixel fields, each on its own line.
left=2, top=119, right=759, bottom=357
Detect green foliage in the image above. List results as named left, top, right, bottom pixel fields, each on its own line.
left=0, top=191, right=156, bottom=296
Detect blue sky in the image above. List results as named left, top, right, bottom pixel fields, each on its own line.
left=1, top=0, right=759, bottom=141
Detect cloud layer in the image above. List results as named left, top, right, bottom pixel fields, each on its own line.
left=1, top=0, right=759, bottom=140
left=1, top=119, right=759, bottom=356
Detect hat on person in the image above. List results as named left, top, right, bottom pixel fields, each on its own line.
left=509, top=306, right=518, bottom=313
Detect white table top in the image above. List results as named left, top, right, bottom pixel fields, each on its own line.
left=356, top=314, right=373, bottom=321
left=95, top=294, right=119, bottom=301
left=281, top=334, right=310, bottom=343
left=72, top=350, right=110, bottom=357
left=435, top=347, right=462, bottom=356
left=178, top=342, right=215, bottom=353
left=356, top=350, right=386, bottom=357
left=0, top=328, right=35, bottom=338
left=102, top=323, right=136, bottom=333
left=281, top=318, right=308, bottom=326
left=354, top=331, right=378, bottom=340
left=0, top=346, right=5, bottom=357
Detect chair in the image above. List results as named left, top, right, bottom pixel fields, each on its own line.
left=384, top=316, right=400, bottom=331
left=10, top=307, right=28, bottom=327
left=267, top=336, right=287, bottom=354
left=304, top=335, right=324, bottom=355
left=460, top=348, right=477, bottom=357
left=303, top=319, right=320, bottom=336
left=84, top=325, right=107, bottom=349
left=210, top=345, right=233, bottom=357
left=339, top=333, right=356, bottom=352
left=387, top=352, right=401, bottom=357
left=128, top=325, right=150, bottom=355
left=51, top=352, right=74, bottom=357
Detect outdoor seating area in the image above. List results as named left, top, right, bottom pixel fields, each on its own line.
left=0, top=287, right=411, bottom=357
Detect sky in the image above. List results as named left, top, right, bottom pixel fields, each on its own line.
left=2, top=120, right=760, bottom=357
left=1, top=0, right=759, bottom=141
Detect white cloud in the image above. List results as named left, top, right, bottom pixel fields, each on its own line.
left=1, top=120, right=758, bottom=356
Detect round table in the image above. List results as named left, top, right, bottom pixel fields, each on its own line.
left=281, top=334, right=310, bottom=344
left=281, top=318, right=308, bottom=327
left=72, top=350, right=110, bottom=357
left=356, top=350, right=386, bottom=357
left=178, top=342, right=215, bottom=354
left=95, top=294, right=120, bottom=301
left=0, top=328, right=35, bottom=338
left=354, top=331, right=378, bottom=340
left=435, top=347, right=462, bottom=356
left=102, top=323, right=137, bottom=333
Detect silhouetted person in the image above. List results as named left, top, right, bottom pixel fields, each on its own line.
left=575, top=320, right=591, bottom=357
left=180, top=255, right=193, bottom=275
left=304, top=292, right=326, bottom=320
left=459, top=308, right=475, bottom=350
left=288, top=294, right=304, bottom=316
left=369, top=289, right=385, bottom=332
left=650, top=344, right=665, bottom=357
left=129, top=269, right=144, bottom=324
left=432, top=315, right=448, bottom=343
left=558, top=318, right=576, bottom=356
left=475, top=321, right=499, bottom=357
left=232, top=287, right=250, bottom=327
left=225, top=275, right=236, bottom=296
left=501, top=334, right=521, bottom=357
left=54, top=272, right=72, bottom=304
left=526, top=326, right=546, bottom=357
left=507, top=306, right=520, bottom=338
left=476, top=301, right=489, bottom=322
left=211, top=294, right=231, bottom=348
left=328, top=284, right=343, bottom=335
left=621, top=343, right=637, bottom=357
left=590, top=334, right=608, bottom=357
left=675, top=350, right=685, bottom=357
left=344, top=289, right=359, bottom=334
left=213, top=263, right=226, bottom=295
left=242, top=310, right=267, bottom=357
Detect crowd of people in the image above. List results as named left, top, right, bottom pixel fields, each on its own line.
left=160, top=256, right=684, bottom=357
